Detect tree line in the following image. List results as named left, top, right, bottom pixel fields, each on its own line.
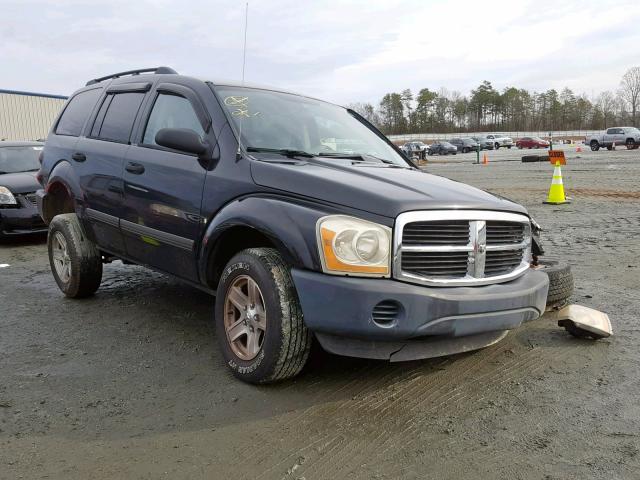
left=348, top=67, right=640, bottom=135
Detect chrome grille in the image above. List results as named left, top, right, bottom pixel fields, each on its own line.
left=402, top=220, right=469, bottom=245
left=486, top=221, right=525, bottom=245
left=394, top=211, right=531, bottom=286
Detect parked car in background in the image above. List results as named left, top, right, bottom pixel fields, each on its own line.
left=449, top=137, right=479, bottom=153
left=428, top=141, right=457, bottom=155
left=0, top=141, right=47, bottom=238
left=400, top=141, right=429, bottom=159
left=516, top=136, right=550, bottom=149
left=585, top=127, right=640, bottom=151
left=471, top=136, right=495, bottom=150
left=485, top=134, right=513, bottom=149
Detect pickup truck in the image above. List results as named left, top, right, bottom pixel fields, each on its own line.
left=36, top=67, right=563, bottom=384
left=485, top=134, right=514, bottom=149
left=586, top=127, right=640, bottom=151
left=400, top=141, right=429, bottom=159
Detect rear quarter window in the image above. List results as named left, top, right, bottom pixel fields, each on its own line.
left=55, top=88, right=102, bottom=137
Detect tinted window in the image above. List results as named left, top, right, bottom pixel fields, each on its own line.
left=143, top=94, right=205, bottom=146
left=55, top=88, right=102, bottom=136
left=92, top=92, right=145, bottom=143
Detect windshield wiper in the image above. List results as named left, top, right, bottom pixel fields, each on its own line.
left=317, top=152, right=402, bottom=167
left=246, top=147, right=315, bottom=158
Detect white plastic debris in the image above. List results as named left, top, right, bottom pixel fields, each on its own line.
left=555, top=304, right=612, bottom=340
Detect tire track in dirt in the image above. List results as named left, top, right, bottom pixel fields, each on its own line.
left=291, top=341, right=535, bottom=478
left=302, top=338, right=576, bottom=479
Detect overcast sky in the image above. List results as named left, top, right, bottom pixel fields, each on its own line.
left=2, top=0, right=640, bottom=104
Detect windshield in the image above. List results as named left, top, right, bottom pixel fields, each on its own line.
left=0, top=146, right=42, bottom=174
left=215, top=86, right=409, bottom=166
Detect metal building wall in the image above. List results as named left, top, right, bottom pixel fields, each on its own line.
left=0, top=90, right=67, bottom=141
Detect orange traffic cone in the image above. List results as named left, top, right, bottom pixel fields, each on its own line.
left=576, top=146, right=582, bottom=153
left=482, top=153, right=488, bottom=165
left=544, top=160, right=571, bottom=205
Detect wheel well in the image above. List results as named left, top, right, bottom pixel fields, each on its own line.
left=206, top=226, right=279, bottom=289
left=42, top=182, right=75, bottom=223
left=626, top=138, right=635, bottom=143
left=590, top=139, right=598, bottom=144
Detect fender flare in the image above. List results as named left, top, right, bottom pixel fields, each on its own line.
left=41, top=160, right=83, bottom=221
left=197, top=195, right=336, bottom=286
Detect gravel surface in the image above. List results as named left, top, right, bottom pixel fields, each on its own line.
left=1, top=145, right=639, bottom=479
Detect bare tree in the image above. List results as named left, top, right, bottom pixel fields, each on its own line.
left=597, top=91, right=617, bottom=128
left=620, top=67, right=640, bottom=126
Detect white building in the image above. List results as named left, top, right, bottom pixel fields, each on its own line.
left=0, top=89, right=67, bottom=141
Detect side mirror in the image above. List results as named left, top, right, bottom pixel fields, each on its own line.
left=155, top=128, right=208, bottom=156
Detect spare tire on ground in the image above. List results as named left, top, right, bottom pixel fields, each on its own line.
left=534, top=260, right=574, bottom=308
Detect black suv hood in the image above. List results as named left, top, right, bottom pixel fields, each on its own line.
left=0, top=171, right=40, bottom=194
left=250, top=159, right=527, bottom=219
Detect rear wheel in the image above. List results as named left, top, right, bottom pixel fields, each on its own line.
left=215, top=248, right=311, bottom=384
left=47, top=213, right=102, bottom=298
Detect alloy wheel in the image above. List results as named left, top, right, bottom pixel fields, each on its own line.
left=52, top=231, right=71, bottom=283
left=223, top=275, right=267, bottom=361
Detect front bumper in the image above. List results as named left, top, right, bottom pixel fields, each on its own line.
left=291, top=268, right=549, bottom=361
left=0, top=201, right=47, bottom=237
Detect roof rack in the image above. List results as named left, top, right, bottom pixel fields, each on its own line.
left=85, top=66, right=178, bottom=86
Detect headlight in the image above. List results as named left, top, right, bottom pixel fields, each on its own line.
left=317, top=215, right=391, bottom=276
left=0, top=186, right=17, bottom=206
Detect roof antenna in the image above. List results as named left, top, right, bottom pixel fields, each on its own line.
left=237, top=2, right=249, bottom=158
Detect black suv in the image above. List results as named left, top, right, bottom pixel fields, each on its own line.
left=37, top=67, right=552, bottom=384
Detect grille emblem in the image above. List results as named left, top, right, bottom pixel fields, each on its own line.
left=469, top=220, right=487, bottom=278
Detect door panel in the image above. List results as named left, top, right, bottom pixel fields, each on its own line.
left=121, top=147, right=205, bottom=280
left=121, top=91, right=209, bottom=281
left=74, top=137, right=127, bottom=254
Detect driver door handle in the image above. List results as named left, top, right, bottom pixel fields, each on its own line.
left=125, top=162, right=145, bottom=175
left=72, top=152, right=86, bottom=162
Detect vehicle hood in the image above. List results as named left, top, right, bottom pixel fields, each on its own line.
left=250, top=159, right=528, bottom=219
left=0, top=171, right=40, bottom=194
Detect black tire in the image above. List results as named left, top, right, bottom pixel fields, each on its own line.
left=626, top=139, right=635, bottom=150
left=495, top=143, right=500, bottom=149
left=47, top=213, right=102, bottom=298
left=507, top=145, right=512, bottom=149
left=215, top=248, right=311, bottom=384
left=590, top=141, right=599, bottom=151
left=537, top=260, right=574, bottom=308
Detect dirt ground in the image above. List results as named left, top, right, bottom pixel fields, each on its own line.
left=1, top=145, right=639, bottom=479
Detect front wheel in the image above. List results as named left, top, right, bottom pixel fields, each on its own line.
left=47, top=213, right=103, bottom=298
left=215, top=248, right=311, bottom=384
left=494, top=143, right=500, bottom=149
left=590, top=141, right=600, bottom=151
left=626, top=139, right=636, bottom=150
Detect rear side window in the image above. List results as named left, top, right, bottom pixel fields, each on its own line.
left=143, top=93, right=205, bottom=146
left=91, top=92, right=145, bottom=143
left=55, top=88, right=102, bottom=136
